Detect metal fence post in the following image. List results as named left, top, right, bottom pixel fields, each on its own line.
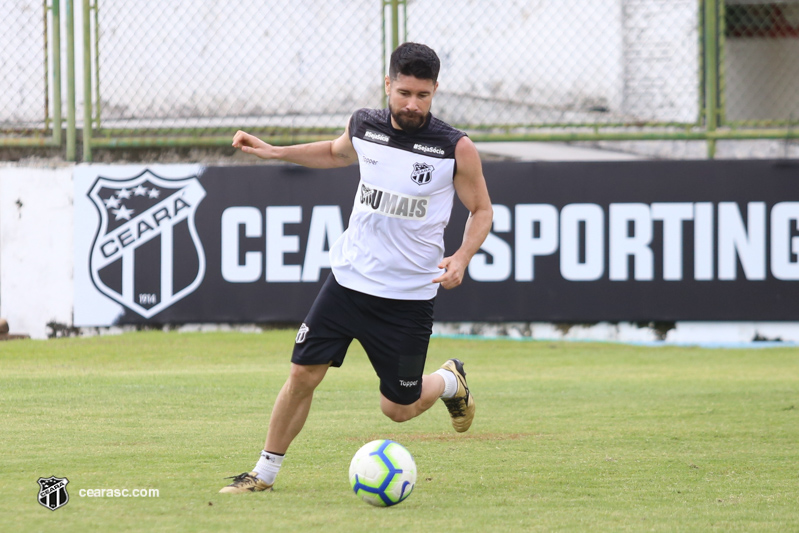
left=65, top=0, right=76, bottom=160
left=92, top=0, right=100, bottom=130
left=82, top=0, right=92, bottom=161
left=382, top=0, right=406, bottom=108
left=704, top=0, right=720, bottom=159
left=51, top=0, right=62, bottom=146
left=390, top=0, right=400, bottom=51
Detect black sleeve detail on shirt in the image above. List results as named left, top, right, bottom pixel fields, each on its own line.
left=348, top=109, right=366, bottom=141
left=352, top=108, right=465, bottom=159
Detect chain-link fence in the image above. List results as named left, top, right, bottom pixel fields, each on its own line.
left=722, top=0, right=799, bottom=126
left=2, top=0, right=799, bottom=158
left=0, top=0, right=61, bottom=146
left=409, top=0, right=702, bottom=131
left=87, top=0, right=384, bottom=146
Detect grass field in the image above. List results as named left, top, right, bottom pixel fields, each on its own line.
left=1, top=331, right=798, bottom=532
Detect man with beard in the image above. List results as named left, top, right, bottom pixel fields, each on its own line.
left=221, top=42, right=493, bottom=494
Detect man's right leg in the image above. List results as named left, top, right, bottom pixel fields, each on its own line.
left=264, top=362, right=330, bottom=454
left=220, top=275, right=353, bottom=494
left=218, top=362, right=329, bottom=494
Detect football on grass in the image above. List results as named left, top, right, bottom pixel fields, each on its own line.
left=349, top=439, right=416, bottom=507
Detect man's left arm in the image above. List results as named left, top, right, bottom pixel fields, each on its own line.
left=433, top=136, right=493, bottom=289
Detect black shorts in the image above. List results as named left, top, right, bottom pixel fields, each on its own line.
left=292, top=273, right=435, bottom=405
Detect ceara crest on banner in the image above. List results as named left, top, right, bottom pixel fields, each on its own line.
left=88, top=170, right=207, bottom=318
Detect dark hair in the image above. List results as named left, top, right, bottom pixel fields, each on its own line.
left=389, top=42, right=440, bottom=82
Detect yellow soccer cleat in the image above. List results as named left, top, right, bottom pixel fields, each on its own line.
left=440, top=359, right=476, bottom=433
left=218, top=472, right=273, bottom=494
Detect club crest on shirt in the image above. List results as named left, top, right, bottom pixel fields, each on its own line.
left=410, top=162, right=434, bottom=186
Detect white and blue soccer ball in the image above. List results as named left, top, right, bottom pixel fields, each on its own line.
left=349, top=439, right=417, bottom=507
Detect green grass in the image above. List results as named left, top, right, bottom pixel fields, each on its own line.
left=1, top=331, right=798, bottom=532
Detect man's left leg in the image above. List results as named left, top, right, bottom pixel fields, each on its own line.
left=379, top=360, right=475, bottom=431
left=380, top=373, right=445, bottom=422
left=356, top=292, right=476, bottom=431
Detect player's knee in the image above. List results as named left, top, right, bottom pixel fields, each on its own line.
left=287, top=363, right=326, bottom=395
left=383, top=408, right=413, bottom=423
left=381, top=402, right=415, bottom=423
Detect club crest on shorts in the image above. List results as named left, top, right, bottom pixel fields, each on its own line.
left=296, top=323, right=309, bottom=343
left=37, top=476, right=69, bottom=511
left=87, top=170, right=207, bottom=318
left=410, top=162, right=434, bottom=185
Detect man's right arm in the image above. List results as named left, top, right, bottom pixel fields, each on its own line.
left=232, top=124, right=358, bottom=169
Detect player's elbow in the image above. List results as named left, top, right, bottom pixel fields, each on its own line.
left=331, top=152, right=356, bottom=168
left=471, top=203, right=493, bottom=227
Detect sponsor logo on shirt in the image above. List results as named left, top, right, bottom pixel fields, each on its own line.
left=358, top=183, right=428, bottom=220
left=364, top=130, right=390, bottom=144
left=413, top=143, right=445, bottom=156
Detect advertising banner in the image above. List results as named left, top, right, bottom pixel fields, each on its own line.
left=73, top=160, right=799, bottom=325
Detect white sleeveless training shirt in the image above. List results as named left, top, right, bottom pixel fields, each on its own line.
left=329, top=108, right=467, bottom=300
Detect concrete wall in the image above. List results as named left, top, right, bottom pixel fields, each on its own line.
left=0, top=165, right=74, bottom=339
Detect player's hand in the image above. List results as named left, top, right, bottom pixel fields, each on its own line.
left=232, top=130, right=277, bottom=159
left=432, top=254, right=469, bottom=290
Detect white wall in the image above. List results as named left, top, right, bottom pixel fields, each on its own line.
left=433, top=321, right=799, bottom=345
left=622, top=0, right=700, bottom=123
left=0, top=165, right=75, bottom=339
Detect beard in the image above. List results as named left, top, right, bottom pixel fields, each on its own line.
left=389, top=100, right=428, bottom=134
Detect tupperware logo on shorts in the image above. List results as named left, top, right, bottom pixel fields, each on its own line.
left=87, top=170, right=207, bottom=318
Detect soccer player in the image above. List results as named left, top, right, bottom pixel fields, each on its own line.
left=220, top=42, right=493, bottom=493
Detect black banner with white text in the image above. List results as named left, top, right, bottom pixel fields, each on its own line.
left=73, top=160, right=799, bottom=325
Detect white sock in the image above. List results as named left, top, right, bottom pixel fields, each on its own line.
left=253, top=450, right=284, bottom=485
left=434, top=368, right=458, bottom=399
